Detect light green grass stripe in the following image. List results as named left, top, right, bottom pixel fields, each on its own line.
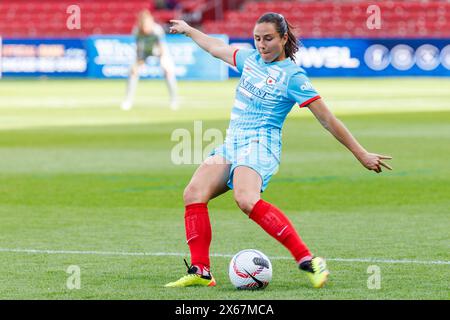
left=1, top=248, right=448, bottom=265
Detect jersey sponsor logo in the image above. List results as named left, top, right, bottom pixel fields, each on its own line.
left=300, top=81, right=314, bottom=91
left=265, top=76, right=276, bottom=85
left=239, top=78, right=268, bottom=99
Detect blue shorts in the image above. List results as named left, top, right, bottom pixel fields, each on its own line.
left=210, top=135, right=281, bottom=192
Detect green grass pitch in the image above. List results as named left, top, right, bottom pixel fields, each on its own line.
left=0, top=77, right=448, bottom=299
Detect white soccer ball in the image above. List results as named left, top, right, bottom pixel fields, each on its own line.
left=228, top=249, right=272, bottom=290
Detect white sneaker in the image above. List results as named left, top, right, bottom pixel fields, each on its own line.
left=121, top=100, right=133, bottom=111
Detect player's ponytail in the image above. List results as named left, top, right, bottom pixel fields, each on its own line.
left=256, top=12, right=299, bottom=62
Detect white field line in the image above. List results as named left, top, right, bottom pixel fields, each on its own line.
left=0, top=248, right=448, bottom=265
left=0, top=97, right=213, bottom=108
left=1, top=97, right=450, bottom=111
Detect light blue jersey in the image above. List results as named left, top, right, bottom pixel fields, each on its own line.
left=211, top=49, right=321, bottom=192
left=229, top=48, right=320, bottom=137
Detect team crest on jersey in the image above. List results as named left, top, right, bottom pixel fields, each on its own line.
left=266, top=76, right=276, bottom=85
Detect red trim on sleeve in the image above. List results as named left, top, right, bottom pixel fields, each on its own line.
left=299, top=95, right=321, bottom=108
left=233, top=49, right=239, bottom=67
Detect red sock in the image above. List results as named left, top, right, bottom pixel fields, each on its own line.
left=249, top=199, right=312, bottom=264
left=185, top=203, right=211, bottom=271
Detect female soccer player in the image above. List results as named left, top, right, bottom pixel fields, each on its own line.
left=121, top=9, right=178, bottom=111
left=165, top=13, right=392, bottom=288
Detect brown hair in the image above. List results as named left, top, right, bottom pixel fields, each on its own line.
left=256, top=12, right=299, bottom=62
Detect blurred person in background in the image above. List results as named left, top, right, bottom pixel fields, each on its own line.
left=155, top=0, right=179, bottom=10
left=121, top=9, right=178, bottom=111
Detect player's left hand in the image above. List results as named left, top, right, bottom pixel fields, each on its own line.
left=358, top=152, right=393, bottom=173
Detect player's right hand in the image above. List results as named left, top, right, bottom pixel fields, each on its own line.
left=169, top=20, right=191, bottom=35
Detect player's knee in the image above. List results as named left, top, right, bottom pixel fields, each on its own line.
left=234, top=191, right=259, bottom=215
left=183, top=184, right=204, bottom=205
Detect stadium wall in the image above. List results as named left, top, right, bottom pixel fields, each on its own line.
left=0, top=36, right=2, bottom=78
left=1, top=36, right=449, bottom=79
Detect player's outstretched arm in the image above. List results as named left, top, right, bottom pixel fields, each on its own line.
left=308, top=99, right=393, bottom=173
left=169, top=20, right=236, bottom=66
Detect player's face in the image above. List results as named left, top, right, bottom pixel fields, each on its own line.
left=253, top=22, right=287, bottom=63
